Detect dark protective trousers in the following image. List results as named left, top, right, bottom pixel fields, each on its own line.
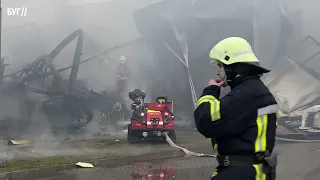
left=211, top=165, right=272, bottom=180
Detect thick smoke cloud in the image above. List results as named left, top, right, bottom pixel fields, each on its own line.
left=2, top=0, right=320, bottom=159
left=2, top=0, right=157, bottom=91
left=0, top=0, right=162, bottom=159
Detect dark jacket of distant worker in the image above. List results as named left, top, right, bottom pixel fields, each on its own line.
left=194, top=37, right=278, bottom=180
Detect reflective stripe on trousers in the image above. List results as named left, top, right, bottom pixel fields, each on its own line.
left=211, top=171, right=218, bottom=178
left=253, top=164, right=267, bottom=180
left=211, top=166, right=266, bottom=180
left=196, top=95, right=221, bottom=121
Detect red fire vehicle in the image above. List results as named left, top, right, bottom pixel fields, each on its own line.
left=127, top=96, right=176, bottom=143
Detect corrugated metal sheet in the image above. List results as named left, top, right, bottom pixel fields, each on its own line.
left=266, top=57, right=320, bottom=113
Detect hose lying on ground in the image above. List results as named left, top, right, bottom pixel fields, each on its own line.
left=163, top=133, right=216, bottom=157
left=275, top=137, right=320, bottom=143
left=163, top=133, right=320, bottom=158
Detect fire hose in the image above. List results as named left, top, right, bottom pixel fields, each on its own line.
left=163, top=132, right=216, bottom=157
left=275, top=137, right=320, bottom=143
left=163, top=132, right=320, bottom=158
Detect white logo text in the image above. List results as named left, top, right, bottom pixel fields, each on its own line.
left=7, top=7, right=28, bottom=16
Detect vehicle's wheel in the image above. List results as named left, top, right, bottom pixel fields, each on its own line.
left=127, top=124, right=137, bottom=144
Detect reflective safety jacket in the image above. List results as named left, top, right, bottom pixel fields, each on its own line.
left=194, top=75, right=278, bottom=155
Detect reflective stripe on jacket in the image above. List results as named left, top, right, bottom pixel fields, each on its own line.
left=194, top=75, right=278, bottom=155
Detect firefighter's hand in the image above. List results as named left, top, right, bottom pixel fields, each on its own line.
left=208, top=79, right=224, bottom=87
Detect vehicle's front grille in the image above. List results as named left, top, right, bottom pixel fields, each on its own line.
left=151, top=118, right=159, bottom=122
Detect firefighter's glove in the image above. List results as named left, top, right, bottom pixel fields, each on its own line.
left=261, top=153, right=277, bottom=180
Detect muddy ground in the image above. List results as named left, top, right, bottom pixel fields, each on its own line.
left=2, top=129, right=320, bottom=180
left=0, top=131, right=208, bottom=172
left=26, top=142, right=320, bottom=180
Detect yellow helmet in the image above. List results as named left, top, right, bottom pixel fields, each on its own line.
left=209, top=37, right=259, bottom=65
left=209, top=37, right=269, bottom=73
left=120, top=56, right=126, bottom=62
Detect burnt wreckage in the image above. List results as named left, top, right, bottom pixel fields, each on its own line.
left=2, top=0, right=320, bottom=142
left=0, top=29, right=129, bottom=136
left=134, top=0, right=320, bottom=141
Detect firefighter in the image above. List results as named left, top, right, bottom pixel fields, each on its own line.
left=116, top=56, right=129, bottom=101
left=194, top=37, right=278, bottom=180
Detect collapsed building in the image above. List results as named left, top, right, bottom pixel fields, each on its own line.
left=1, top=0, right=320, bottom=140
left=134, top=0, right=320, bottom=139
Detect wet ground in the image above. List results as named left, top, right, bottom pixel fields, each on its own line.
left=0, top=131, right=207, bottom=162
left=0, top=131, right=212, bottom=173
left=29, top=142, right=320, bottom=180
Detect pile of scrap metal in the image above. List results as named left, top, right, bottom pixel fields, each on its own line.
left=265, top=35, right=320, bottom=142
left=257, top=2, right=320, bottom=142
left=0, top=29, right=129, bottom=138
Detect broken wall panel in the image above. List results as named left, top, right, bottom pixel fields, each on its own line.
left=267, top=58, right=320, bottom=112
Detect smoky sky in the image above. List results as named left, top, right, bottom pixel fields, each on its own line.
left=3, top=0, right=320, bottom=105
left=2, top=0, right=159, bottom=91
